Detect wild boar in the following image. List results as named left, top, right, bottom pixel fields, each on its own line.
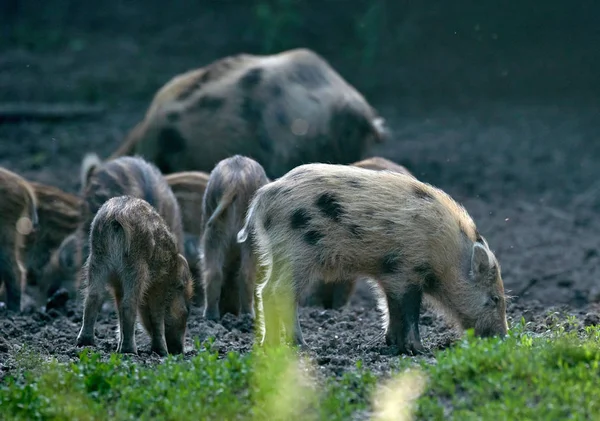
left=38, top=231, right=83, bottom=300
left=79, top=154, right=184, bottom=261
left=109, top=48, right=388, bottom=179
left=237, top=163, right=508, bottom=355
left=76, top=196, right=193, bottom=355
left=25, top=182, right=82, bottom=297
left=165, top=171, right=210, bottom=237
left=201, top=155, right=269, bottom=321
left=306, top=156, right=415, bottom=310
left=0, top=167, right=38, bottom=311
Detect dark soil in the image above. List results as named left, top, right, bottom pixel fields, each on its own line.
left=1, top=0, right=600, bottom=382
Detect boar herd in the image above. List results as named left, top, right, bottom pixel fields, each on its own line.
left=0, top=48, right=508, bottom=357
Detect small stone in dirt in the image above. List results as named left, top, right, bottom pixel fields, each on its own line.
left=46, top=288, right=70, bottom=311
left=583, top=312, right=600, bottom=327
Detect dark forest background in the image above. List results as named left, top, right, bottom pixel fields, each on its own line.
left=1, top=0, right=598, bottom=107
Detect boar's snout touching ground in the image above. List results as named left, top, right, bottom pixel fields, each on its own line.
left=201, top=155, right=269, bottom=321
left=76, top=196, right=193, bottom=356
left=0, top=167, right=38, bottom=312
left=25, top=182, right=82, bottom=300
left=237, top=163, right=508, bottom=355
left=39, top=232, right=83, bottom=300
left=79, top=154, right=184, bottom=263
left=109, top=48, right=388, bottom=180
left=305, top=156, right=415, bottom=311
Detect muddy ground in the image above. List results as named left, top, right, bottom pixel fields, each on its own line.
left=1, top=0, right=600, bottom=384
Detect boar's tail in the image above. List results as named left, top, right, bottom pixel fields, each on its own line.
left=237, top=192, right=262, bottom=244
left=80, top=153, right=102, bottom=190
left=206, top=190, right=237, bottom=228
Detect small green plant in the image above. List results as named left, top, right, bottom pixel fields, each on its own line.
left=1, top=321, right=599, bottom=420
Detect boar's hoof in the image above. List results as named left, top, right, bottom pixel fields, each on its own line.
left=203, top=307, right=220, bottom=322
left=385, top=332, right=426, bottom=356
left=76, top=334, right=95, bottom=347
left=118, top=344, right=138, bottom=355
left=151, top=346, right=169, bottom=357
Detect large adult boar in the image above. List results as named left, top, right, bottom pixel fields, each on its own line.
left=237, top=163, right=508, bottom=355
left=0, top=167, right=38, bottom=311
left=201, top=155, right=269, bottom=321
left=25, top=182, right=82, bottom=298
left=306, top=156, right=415, bottom=310
left=76, top=196, right=193, bottom=355
left=109, top=48, right=388, bottom=179
left=79, top=154, right=184, bottom=261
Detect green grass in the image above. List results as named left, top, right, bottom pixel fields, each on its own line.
left=1, top=318, right=600, bottom=421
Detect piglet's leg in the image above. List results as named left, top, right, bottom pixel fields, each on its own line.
left=238, top=244, right=256, bottom=318
left=76, top=267, right=105, bottom=347
left=139, top=299, right=168, bottom=357
left=384, top=283, right=426, bottom=355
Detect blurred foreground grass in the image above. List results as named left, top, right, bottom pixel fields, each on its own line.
left=1, top=318, right=599, bottom=421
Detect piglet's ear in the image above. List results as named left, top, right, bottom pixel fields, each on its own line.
left=471, top=242, right=493, bottom=281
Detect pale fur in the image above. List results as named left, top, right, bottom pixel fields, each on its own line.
left=109, top=48, right=388, bottom=179
left=238, top=163, right=508, bottom=353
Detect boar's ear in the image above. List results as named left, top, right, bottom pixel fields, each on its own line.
left=471, top=242, right=494, bottom=282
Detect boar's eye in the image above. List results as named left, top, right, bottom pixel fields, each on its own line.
left=488, top=295, right=500, bottom=306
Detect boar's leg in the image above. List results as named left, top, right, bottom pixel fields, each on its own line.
left=237, top=243, right=257, bottom=318
left=139, top=300, right=168, bottom=357
left=328, top=280, right=356, bottom=310
left=260, top=281, right=283, bottom=347
left=76, top=263, right=106, bottom=347
left=384, top=283, right=426, bottom=356
left=202, top=240, right=226, bottom=321
left=115, top=270, right=140, bottom=355
left=0, top=246, right=23, bottom=312
left=219, top=262, right=242, bottom=317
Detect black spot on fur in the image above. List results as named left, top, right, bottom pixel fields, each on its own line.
left=413, top=185, right=434, bottom=201
left=347, top=224, right=364, bottom=238
left=316, top=192, right=344, bottom=222
left=414, top=263, right=438, bottom=288
left=275, top=109, right=289, bottom=127
left=381, top=253, right=402, bottom=274
left=158, top=128, right=186, bottom=154
left=304, top=230, right=324, bottom=245
left=239, top=67, right=263, bottom=90
left=241, top=96, right=272, bottom=154
left=290, top=208, right=311, bottom=230
left=270, top=83, right=283, bottom=98
left=156, top=128, right=187, bottom=173
left=191, top=95, right=226, bottom=112
left=166, top=111, right=180, bottom=122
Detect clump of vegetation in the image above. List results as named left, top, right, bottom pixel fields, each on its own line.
left=1, top=318, right=599, bottom=420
